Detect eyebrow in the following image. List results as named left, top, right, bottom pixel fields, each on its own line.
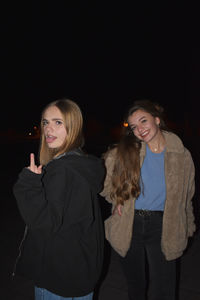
left=129, top=116, right=146, bottom=126
left=42, top=118, right=63, bottom=121
left=139, top=116, right=146, bottom=121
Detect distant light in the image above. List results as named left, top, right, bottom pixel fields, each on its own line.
left=123, top=122, right=128, bottom=127
left=29, top=132, right=32, bottom=135
left=33, top=126, right=37, bottom=130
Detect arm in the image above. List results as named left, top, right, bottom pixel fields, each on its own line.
left=100, top=149, right=116, bottom=204
left=185, top=151, right=196, bottom=236
left=13, top=159, right=71, bottom=233
left=100, top=148, right=123, bottom=216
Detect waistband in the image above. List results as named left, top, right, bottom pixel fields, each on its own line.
left=134, top=209, right=163, bottom=217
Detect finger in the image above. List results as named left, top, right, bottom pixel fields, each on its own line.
left=30, top=153, right=35, bottom=170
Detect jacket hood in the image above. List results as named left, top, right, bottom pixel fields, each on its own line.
left=56, top=150, right=106, bottom=194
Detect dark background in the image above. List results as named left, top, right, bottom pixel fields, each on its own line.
left=1, top=2, right=200, bottom=133
left=1, top=1, right=200, bottom=195
left=1, top=2, right=200, bottom=211
left=1, top=1, right=200, bottom=213
left=1, top=3, right=200, bottom=299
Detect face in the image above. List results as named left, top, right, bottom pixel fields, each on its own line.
left=42, top=105, right=67, bottom=149
left=128, top=109, right=160, bottom=143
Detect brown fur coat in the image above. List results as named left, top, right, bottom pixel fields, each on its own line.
left=101, top=131, right=196, bottom=260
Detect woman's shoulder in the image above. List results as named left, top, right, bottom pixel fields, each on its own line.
left=102, top=144, right=118, bottom=160
left=163, top=131, right=194, bottom=162
left=101, top=146, right=119, bottom=173
left=163, top=131, right=185, bottom=153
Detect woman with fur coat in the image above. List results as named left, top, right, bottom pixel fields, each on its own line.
left=101, top=99, right=195, bottom=300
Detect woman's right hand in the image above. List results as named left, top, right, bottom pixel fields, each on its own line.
left=27, top=153, right=42, bottom=174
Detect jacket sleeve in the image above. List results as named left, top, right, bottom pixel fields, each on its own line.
left=13, top=165, right=70, bottom=233
left=100, top=149, right=117, bottom=204
left=185, top=150, right=196, bottom=236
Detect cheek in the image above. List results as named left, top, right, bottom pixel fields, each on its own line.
left=152, top=123, right=159, bottom=132
left=60, top=130, right=67, bottom=141
left=133, top=130, right=140, bottom=139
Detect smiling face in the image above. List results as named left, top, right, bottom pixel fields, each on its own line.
left=128, top=109, right=161, bottom=144
left=42, top=105, right=67, bottom=149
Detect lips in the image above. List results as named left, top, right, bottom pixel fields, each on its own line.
left=140, top=130, right=149, bottom=138
left=46, top=135, right=57, bottom=143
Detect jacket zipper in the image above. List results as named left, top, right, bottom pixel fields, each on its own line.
left=12, top=225, right=28, bottom=277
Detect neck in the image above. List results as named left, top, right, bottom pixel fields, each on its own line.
left=148, top=132, right=166, bottom=153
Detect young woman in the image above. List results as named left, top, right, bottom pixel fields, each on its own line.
left=101, top=99, right=196, bottom=300
left=13, top=99, right=105, bottom=300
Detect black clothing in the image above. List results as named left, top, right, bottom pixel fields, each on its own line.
left=120, top=213, right=176, bottom=300
left=13, top=150, right=105, bottom=297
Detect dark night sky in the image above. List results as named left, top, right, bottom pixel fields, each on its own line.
left=1, top=2, right=200, bottom=211
left=1, top=2, right=199, bottom=134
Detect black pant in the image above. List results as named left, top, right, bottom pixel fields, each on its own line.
left=120, top=211, right=176, bottom=300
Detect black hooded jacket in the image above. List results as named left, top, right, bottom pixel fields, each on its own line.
left=13, top=149, right=105, bottom=297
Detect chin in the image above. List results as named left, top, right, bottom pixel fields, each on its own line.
left=47, top=144, right=57, bottom=149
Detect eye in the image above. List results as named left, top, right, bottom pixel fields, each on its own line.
left=56, top=120, right=63, bottom=125
left=141, top=119, right=147, bottom=123
left=42, top=120, right=48, bottom=126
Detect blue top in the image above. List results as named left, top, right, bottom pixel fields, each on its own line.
left=135, top=144, right=166, bottom=211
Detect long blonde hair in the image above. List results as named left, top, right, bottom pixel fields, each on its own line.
left=39, top=99, right=84, bottom=165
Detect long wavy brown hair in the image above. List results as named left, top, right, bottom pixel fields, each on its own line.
left=108, top=99, right=168, bottom=206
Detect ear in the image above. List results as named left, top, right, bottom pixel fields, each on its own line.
left=155, top=117, right=160, bottom=126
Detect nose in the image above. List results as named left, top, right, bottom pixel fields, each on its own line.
left=45, top=123, right=53, bottom=134
left=137, top=125, right=144, bottom=132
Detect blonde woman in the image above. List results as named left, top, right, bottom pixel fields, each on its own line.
left=13, top=99, right=105, bottom=300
